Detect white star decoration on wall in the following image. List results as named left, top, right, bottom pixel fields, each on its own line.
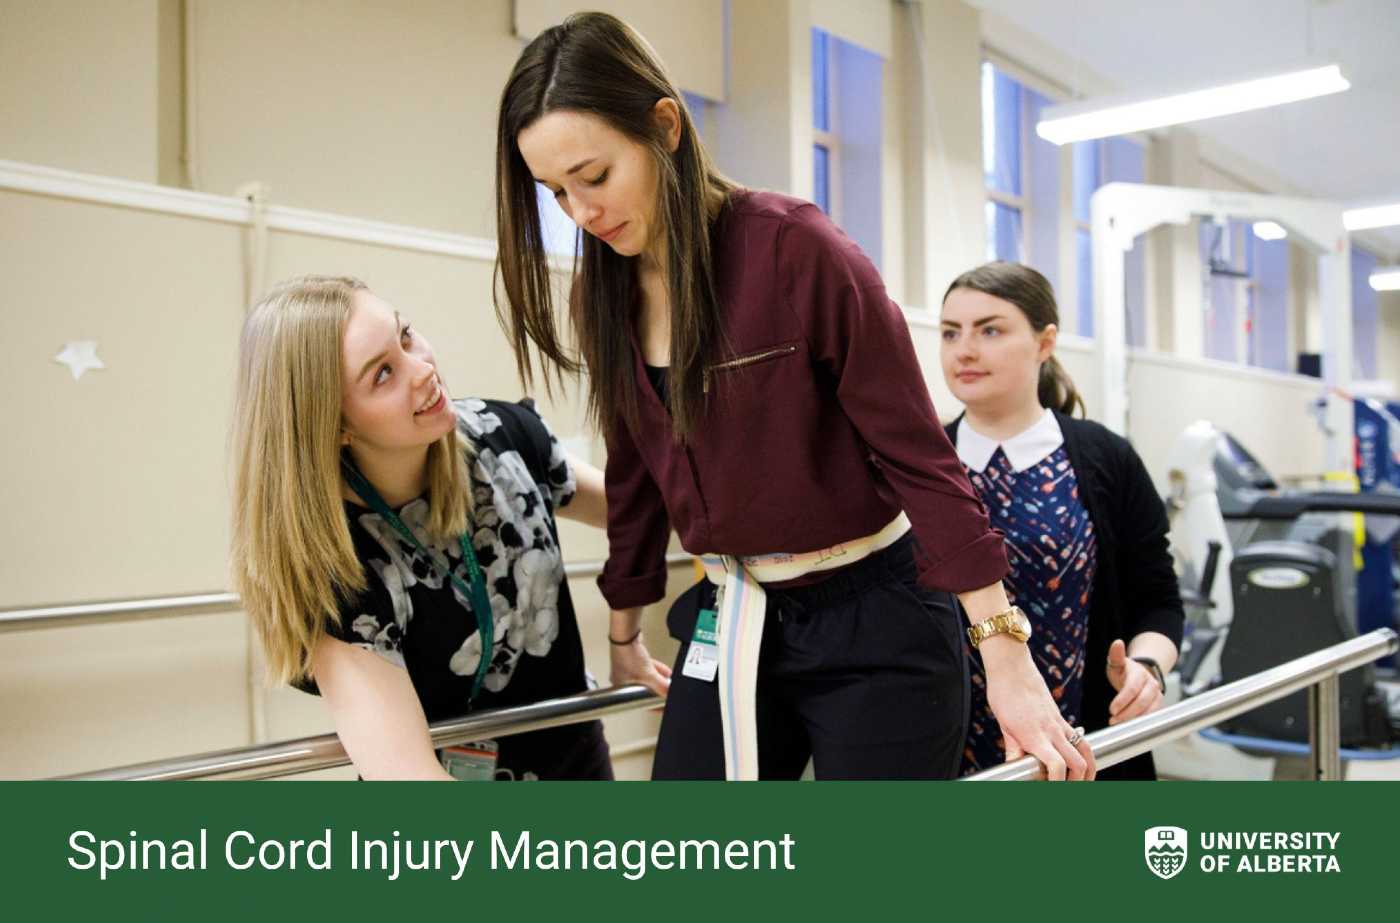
left=54, top=340, right=105, bottom=381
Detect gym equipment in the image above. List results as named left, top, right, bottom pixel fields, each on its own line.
left=1355, top=397, right=1400, bottom=661
left=1167, top=420, right=1400, bottom=752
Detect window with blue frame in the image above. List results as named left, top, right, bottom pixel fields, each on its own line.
left=811, top=28, right=883, bottom=269
left=981, top=63, right=1063, bottom=293
left=982, top=62, right=1024, bottom=264
left=1199, top=220, right=1246, bottom=363
left=1251, top=230, right=1290, bottom=372
left=813, top=29, right=832, bottom=215
left=1352, top=246, right=1380, bottom=379
left=1071, top=137, right=1146, bottom=341
left=1197, top=220, right=1290, bottom=371
left=535, top=184, right=579, bottom=257
left=683, top=92, right=706, bottom=133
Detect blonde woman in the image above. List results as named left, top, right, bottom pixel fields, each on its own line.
left=231, top=275, right=630, bottom=780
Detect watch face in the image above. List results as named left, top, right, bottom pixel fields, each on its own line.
left=1010, top=610, right=1032, bottom=641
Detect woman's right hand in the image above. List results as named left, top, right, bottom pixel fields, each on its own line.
left=609, top=635, right=672, bottom=697
left=982, top=639, right=1095, bottom=781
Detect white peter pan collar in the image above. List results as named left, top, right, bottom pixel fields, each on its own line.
left=956, top=408, right=1065, bottom=474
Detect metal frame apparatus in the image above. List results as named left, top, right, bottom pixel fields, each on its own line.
left=1091, top=182, right=1353, bottom=472
left=52, top=629, right=1396, bottom=782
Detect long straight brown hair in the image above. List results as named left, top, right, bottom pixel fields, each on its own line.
left=942, top=261, right=1086, bottom=417
left=494, top=11, right=735, bottom=440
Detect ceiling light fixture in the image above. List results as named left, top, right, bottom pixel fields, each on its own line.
left=1036, top=64, right=1350, bottom=146
left=1344, top=202, right=1400, bottom=232
left=1252, top=221, right=1288, bottom=241
left=1370, top=269, right=1400, bottom=292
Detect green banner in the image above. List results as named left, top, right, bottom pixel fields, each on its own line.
left=2, top=782, right=1388, bottom=919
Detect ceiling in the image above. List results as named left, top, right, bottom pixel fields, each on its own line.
left=967, top=0, right=1400, bottom=254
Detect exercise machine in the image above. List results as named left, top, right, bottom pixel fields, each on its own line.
left=1164, top=420, right=1400, bottom=777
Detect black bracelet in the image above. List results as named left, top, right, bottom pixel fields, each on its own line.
left=1132, top=656, right=1167, bottom=694
left=608, top=629, right=642, bottom=646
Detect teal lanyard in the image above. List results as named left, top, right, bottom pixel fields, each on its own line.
left=341, top=457, right=493, bottom=704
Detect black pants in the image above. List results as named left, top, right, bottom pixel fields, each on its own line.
left=651, top=534, right=969, bottom=780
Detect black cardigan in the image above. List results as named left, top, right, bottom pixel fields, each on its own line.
left=946, top=411, right=1185, bottom=780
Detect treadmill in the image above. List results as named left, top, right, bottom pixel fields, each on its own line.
left=1186, top=433, right=1400, bottom=747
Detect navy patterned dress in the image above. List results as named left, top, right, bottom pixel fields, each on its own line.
left=960, top=445, right=1098, bottom=775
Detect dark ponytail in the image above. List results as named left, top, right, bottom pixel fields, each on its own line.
left=1037, top=356, right=1082, bottom=417
left=942, top=261, right=1085, bottom=417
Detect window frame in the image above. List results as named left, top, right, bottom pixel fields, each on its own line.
left=981, top=59, right=1029, bottom=263
left=812, top=28, right=843, bottom=223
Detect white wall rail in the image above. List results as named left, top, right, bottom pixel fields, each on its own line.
left=0, top=555, right=697, bottom=634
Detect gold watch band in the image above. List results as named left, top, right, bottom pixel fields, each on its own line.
left=966, top=606, right=1031, bottom=648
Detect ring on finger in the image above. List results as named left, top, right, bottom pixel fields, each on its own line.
left=1065, top=728, right=1083, bottom=747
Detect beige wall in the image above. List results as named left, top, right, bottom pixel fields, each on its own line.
left=714, top=0, right=813, bottom=200
left=811, top=0, right=893, bottom=58
left=191, top=0, right=521, bottom=236
left=0, top=0, right=161, bottom=181
left=899, top=0, right=985, bottom=310
left=0, top=190, right=243, bottom=605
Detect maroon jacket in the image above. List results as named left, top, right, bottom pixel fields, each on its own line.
left=597, top=190, right=1008, bottom=609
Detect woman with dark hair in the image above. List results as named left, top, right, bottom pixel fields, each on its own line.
left=939, top=261, right=1184, bottom=779
left=493, top=12, right=1094, bottom=781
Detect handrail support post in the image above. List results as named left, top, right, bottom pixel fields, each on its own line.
left=1307, top=675, right=1343, bottom=781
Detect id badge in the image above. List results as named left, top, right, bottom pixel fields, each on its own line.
left=681, top=607, right=719, bottom=682
left=441, top=740, right=499, bottom=781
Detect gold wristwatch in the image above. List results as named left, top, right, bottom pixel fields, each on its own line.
left=966, top=606, right=1032, bottom=648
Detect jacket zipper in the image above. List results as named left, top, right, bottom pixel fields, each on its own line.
left=703, top=344, right=798, bottom=394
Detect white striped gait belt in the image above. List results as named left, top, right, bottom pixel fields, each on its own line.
left=698, top=512, right=912, bottom=780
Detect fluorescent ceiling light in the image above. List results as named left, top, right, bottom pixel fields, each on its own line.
left=1344, top=202, right=1400, bottom=231
left=1371, top=269, right=1400, bottom=292
left=1036, top=64, right=1349, bottom=146
left=1252, top=221, right=1287, bottom=241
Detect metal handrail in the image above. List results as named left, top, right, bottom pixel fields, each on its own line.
left=59, top=684, right=663, bottom=781
left=0, top=554, right=697, bottom=634
left=0, top=592, right=241, bottom=633
left=966, top=628, right=1398, bottom=781
left=52, top=628, right=1399, bottom=782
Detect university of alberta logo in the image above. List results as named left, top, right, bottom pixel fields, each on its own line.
left=1145, top=827, right=1188, bottom=879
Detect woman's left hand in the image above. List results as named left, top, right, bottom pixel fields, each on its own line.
left=610, top=636, right=673, bottom=698
left=1106, top=639, right=1164, bottom=725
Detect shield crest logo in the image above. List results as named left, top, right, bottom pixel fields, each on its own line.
left=1144, top=826, right=1188, bottom=879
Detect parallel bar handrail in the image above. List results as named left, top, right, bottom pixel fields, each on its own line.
left=965, top=628, right=1398, bottom=780
left=58, top=684, right=663, bottom=781
left=1, top=554, right=697, bottom=634
left=57, top=629, right=1399, bottom=782
left=0, top=593, right=241, bottom=633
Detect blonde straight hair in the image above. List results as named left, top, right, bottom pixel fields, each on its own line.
left=230, top=275, right=472, bottom=685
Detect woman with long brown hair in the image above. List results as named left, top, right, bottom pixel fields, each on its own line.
left=493, top=13, right=1093, bottom=780
left=939, top=262, right=1183, bottom=779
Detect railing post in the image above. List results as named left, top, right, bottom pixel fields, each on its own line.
left=1307, top=675, right=1342, bottom=781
